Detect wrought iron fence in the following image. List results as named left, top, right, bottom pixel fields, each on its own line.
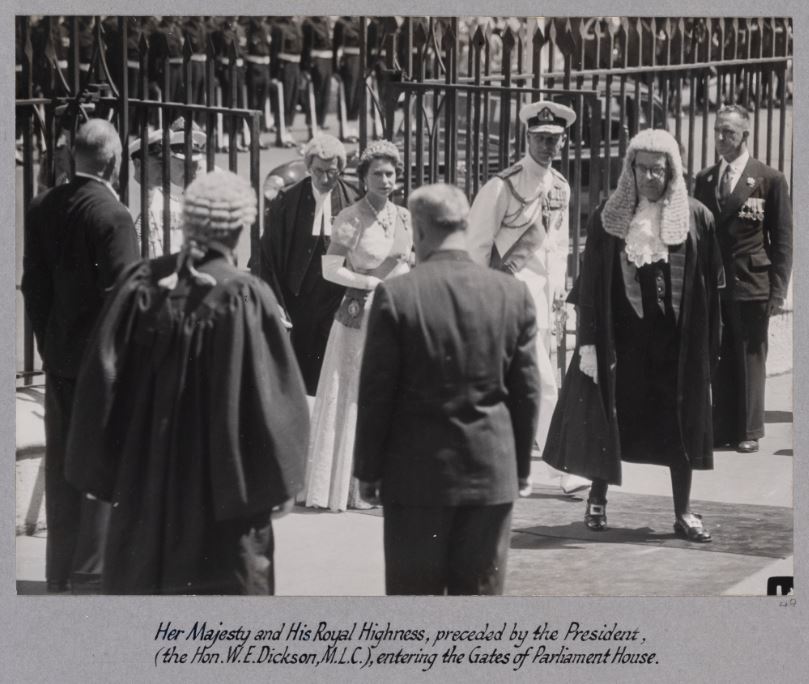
left=15, top=16, right=794, bottom=382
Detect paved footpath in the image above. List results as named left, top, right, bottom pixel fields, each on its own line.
left=16, top=371, right=792, bottom=596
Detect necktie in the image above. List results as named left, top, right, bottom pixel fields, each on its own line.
left=718, top=164, right=732, bottom=209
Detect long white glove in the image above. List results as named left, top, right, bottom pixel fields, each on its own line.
left=579, top=344, right=598, bottom=383
left=322, top=254, right=381, bottom=290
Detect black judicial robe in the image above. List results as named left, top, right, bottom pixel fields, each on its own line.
left=65, top=254, right=309, bottom=594
left=543, top=199, right=724, bottom=485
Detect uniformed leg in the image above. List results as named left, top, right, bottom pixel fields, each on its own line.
left=169, top=64, right=184, bottom=103
left=383, top=504, right=451, bottom=595
left=247, top=63, right=271, bottom=129
left=447, top=503, right=513, bottom=596
left=44, top=373, right=82, bottom=591
left=281, top=61, right=300, bottom=127
left=311, top=57, right=333, bottom=128
left=189, top=61, right=206, bottom=125
left=340, top=55, right=361, bottom=121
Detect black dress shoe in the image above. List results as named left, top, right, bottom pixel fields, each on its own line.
left=585, top=499, right=607, bottom=531
left=673, top=513, right=712, bottom=543
left=46, top=580, right=70, bottom=593
left=737, top=440, right=759, bottom=453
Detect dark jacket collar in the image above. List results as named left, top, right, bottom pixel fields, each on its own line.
left=421, top=249, right=472, bottom=263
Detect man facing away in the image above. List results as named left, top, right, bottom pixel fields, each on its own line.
left=64, top=171, right=309, bottom=595
left=260, top=133, right=360, bottom=394
left=694, top=104, right=793, bottom=453
left=22, top=119, right=139, bottom=592
left=354, top=183, right=540, bottom=595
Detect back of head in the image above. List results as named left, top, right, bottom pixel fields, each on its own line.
left=407, top=183, right=470, bottom=236
left=73, top=119, right=122, bottom=179
left=182, top=170, right=257, bottom=248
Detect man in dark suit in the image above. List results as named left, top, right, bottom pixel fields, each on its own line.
left=259, top=133, right=359, bottom=394
left=354, top=183, right=540, bottom=595
left=21, top=119, right=139, bottom=592
left=694, top=104, right=792, bottom=453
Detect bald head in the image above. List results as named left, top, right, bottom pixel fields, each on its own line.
left=73, top=119, right=122, bottom=183
left=407, top=183, right=470, bottom=261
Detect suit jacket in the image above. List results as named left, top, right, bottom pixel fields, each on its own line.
left=694, top=156, right=792, bottom=301
left=354, top=251, right=540, bottom=506
left=260, top=176, right=359, bottom=310
left=22, top=176, right=139, bottom=379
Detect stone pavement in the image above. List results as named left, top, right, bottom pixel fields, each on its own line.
left=16, top=371, right=793, bottom=596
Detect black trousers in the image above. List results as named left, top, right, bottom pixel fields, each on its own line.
left=383, top=503, right=513, bottom=595
left=284, top=281, right=344, bottom=395
left=246, top=63, right=271, bottom=129
left=713, top=299, right=769, bottom=443
left=339, top=55, right=362, bottom=121
left=278, top=60, right=301, bottom=126
left=44, top=373, right=81, bottom=587
left=45, top=373, right=109, bottom=592
left=309, top=57, right=333, bottom=126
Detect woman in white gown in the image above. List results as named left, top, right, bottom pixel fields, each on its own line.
left=304, top=140, right=413, bottom=511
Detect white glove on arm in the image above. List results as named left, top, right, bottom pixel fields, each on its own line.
left=579, top=344, right=598, bottom=383
left=322, top=254, right=381, bottom=290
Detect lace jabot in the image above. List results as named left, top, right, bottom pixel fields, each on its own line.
left=624, top=197, right=668, bottom=267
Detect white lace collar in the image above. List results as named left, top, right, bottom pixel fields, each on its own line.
left=624, top=198, right=668, bottom=267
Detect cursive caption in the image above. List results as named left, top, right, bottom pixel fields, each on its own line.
left=152, top=620, right=659, bottom=671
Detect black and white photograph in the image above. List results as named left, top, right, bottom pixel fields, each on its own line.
left=3, top=3, right=806, bottom=682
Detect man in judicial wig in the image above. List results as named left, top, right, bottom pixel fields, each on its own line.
left=543, top=128, right=724, bottom=543
left=354, top=183, right=540, bottom=595
left=65, top=171, right=309, bottom=594
left=260, top=133, right=360, bottom=395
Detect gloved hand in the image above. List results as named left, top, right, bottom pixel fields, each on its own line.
left=579, top=344, right=598, bottom=384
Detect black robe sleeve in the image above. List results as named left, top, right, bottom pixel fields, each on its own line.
left=207, top=277, right=309, bottom=521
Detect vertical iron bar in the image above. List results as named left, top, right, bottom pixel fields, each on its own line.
left=119, top=17, right=130, bottom=204
left=249, top=113, right=261, bottom=275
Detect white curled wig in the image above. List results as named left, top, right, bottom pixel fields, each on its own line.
left=601, top=128, right=690, bottom=245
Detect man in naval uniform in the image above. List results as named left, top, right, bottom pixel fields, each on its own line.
left=467, top=99, right=587, bottom=495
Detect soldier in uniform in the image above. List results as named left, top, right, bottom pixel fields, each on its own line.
left=332, top=16, right=362, bottom=138
left=104, top=17, right=147, bottom=134
left=244, top=17, right=272, bottom=134
left=182, top=16, right=208, bottom=112
left=212, top=17, right=247, bottom=150
left=302, top=16, right=335, bottom=130
left=77, top=16, right=95, bottom=90
left=467, top=99, right=587, bottom=494
left=270, top=16, right=304, bottom=140
left=149, top=16, right=185, bottom=103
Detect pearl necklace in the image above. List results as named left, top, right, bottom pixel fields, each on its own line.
left=365, top=196, right=396, bottom=235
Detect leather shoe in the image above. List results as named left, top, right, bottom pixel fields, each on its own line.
left=585, top=499, right=607, bottom=531
left=673, top=513, right=712, bottom=543
left=737, top=440, right=759, bottom=453
left=46, top=580, right=70, bottom=593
